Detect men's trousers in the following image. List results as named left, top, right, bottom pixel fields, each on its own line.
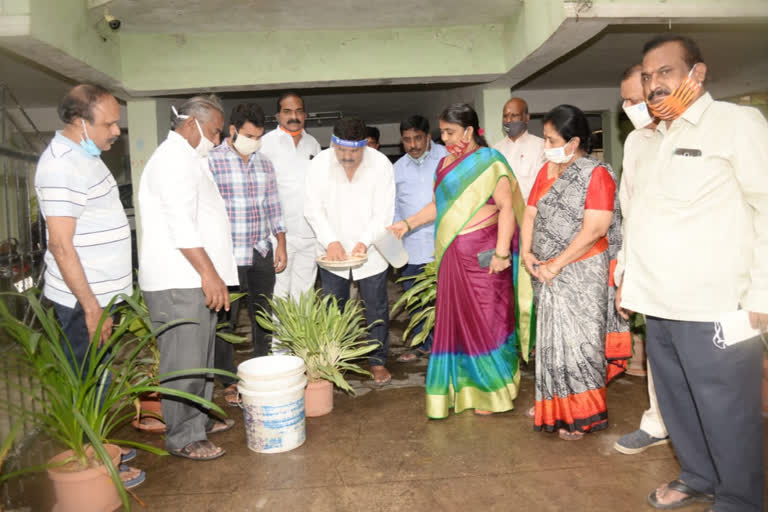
left=274, top=235, right=318, bottom=301
left=144, top=288, right=216, bottom=452
left=319, top=268, right=389, bottom=366
left=646, top=316, right=764, bottom=512
left=638, top=363, right=668, bottom=439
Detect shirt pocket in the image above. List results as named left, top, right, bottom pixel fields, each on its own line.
left=659, top=152, right=731, bottom=205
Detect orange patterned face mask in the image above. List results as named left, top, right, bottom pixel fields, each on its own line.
left=648, top=65, right=701, bottom=121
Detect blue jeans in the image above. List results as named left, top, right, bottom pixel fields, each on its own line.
left=400, top=263, right=433, bottom=353
left=319, top=268, right=389, bottom=366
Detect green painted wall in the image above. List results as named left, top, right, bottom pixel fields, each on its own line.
left=502, top=0, right=565, bottom=71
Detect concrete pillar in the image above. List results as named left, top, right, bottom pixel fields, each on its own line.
left=476, top=87, right=510, bottom=148
left=601, top=110, right=623, bottom=176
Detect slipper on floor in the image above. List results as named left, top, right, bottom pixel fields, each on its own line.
left=206, top=418, right=235, bottom=435
left=526, top=406, right=535, bottom=418
left=169, top=440, right=225, bottom=461
left=223, top=384, right=241, bottom=407
left=558, top=429, right=584, bottom=441
left=370, top=366, right=392, bottom=386
left=646, top=479, right=714, bottom=509
left=396, top=349, right=430, bottom=362
left=120, top=447, right=136, bottom=463
left=119, top=464, right=145, bottom=489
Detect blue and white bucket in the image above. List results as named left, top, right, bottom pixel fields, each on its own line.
left=237, top=356, right=307, bottom=454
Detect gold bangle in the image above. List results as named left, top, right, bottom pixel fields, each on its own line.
left=493, top=251, right=511, bottom=260
left=403, top=219, right=413, bottom=232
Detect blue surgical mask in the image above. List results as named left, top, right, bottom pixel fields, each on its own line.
left=80, top=119, right=101, bottom=157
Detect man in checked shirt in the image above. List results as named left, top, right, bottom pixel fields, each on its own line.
left=209, top=103, right=287, bottom=402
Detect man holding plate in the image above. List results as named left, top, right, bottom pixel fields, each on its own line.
left=304, top=118, right=396, bottom=384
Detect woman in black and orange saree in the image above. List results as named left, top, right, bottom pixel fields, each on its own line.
left=521, top=104, right=631, bottom=440
left=390, top=103, right=533, bottom=419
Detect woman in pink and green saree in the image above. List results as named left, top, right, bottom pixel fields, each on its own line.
left=390, top=103, right=533, bottom=419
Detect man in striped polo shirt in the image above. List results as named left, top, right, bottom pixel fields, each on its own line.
left=35, top=84, right=142, bottom=487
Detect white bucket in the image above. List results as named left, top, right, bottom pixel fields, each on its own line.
left=239, top=378, right=307, bottom=454
left=237, top=355, right=306, bottom=392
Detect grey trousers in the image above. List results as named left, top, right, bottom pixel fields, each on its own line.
left=645, top=316, right=764, bottom=512
left=144, top=288, right=216, bottom=452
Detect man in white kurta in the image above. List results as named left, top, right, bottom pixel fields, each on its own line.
left=260, top=93, right=322, bottom=301
left=304, top=119, right=396, bottom=384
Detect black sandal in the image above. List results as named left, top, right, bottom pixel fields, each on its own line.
left=169, top=440, right=225, bottom=461
left=647, top=479, right=713, bottom=509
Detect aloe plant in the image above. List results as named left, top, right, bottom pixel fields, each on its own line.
left=390, top=261, right=437, bottom=348
left=254, top=290, right=378, bottom=394
left=0, top=290, right=236, bottom=510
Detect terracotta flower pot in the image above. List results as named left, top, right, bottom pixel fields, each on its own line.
left=626, top=333, right=647, bottom=377
left=132, top=392, right=166, bottom=433
left=47, top=443, right=122, bottom=512
left=304, top=379, right=333, bottom=417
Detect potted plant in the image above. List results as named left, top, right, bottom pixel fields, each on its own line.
left=0, top=290, right=234, bottom=511
left=125, top=288, right=247, bottom=433
left=255, top=290, right=378, bottom=417
left=391, top=261, right=437, bottom=349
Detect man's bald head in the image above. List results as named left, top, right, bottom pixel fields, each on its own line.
left=502, top=97, right=530, bottom=140
left=58, top=84, right=113, bottom=125
left=503, top=98, right=529, bottom=118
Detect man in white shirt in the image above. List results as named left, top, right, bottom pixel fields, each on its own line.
left=138, top=95, right=239, bottom=461
left=619, top=35, right=768, bottom=511
left=305, top=118, right=396, bottom=384
left=612, top=64, right=669, bottom=456
left=261, top=93, right=321, bottom=301
left=492, top=97, right=545, bottom=200
left=36, top=83, right=142, bottom=488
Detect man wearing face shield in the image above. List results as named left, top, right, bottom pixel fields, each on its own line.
left=139, top=94, right=238, bottom=461
left=208, top=103, right=287, bottom=405
left=612, top=64, right=669, bottom=456
left=261, top=93, right=321, bottom=303
left=392, top=115, right=447, bottom=362
left=618, top=35, right=768, bottom=511
left=492, top=97, right=545, bottom=201
left=304, top=118, right=396, bottom=385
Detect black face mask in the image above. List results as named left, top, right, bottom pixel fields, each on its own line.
left=503, top=121, right=526, bottom=138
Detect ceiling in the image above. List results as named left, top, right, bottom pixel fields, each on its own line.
left=0, top=48, right=75, bottom=108
left=101, top=0, right=524, bottom=33
left=516, top=23, right=768, bottom=96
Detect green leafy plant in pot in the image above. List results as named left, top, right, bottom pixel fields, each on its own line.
left=0, top=290, right=235, bottom=512
left=255, top=290, right=378, bottom=417
left=391, top=261, right=437, bottom=348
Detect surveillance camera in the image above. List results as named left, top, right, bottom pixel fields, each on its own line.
left=104, top=14, right=121, bottom=31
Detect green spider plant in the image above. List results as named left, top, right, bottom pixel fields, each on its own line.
left=254, top=290, right=378, bottom=394
left=390, top=261, right=436, bottom=348
left=0, top=290, right=236, bottom=511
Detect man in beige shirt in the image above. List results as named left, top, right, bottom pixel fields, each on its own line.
left=492, top=97, right=544, bottom=200
left=619, top=35, right=767, bottom=512
left=612, top=65, right=669, bottom=456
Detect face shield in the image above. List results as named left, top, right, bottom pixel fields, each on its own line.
left=331, top=135, right=367, bottom=171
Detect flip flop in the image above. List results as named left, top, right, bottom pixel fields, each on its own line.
left=526, top=406, right=535, bottom=418
left=169, top=440, right=225, bottom=461
left=120, top=447, right=136, bottom=463
left=558, top=429, right=585, bottom=441
left=396, top=349, right=430, bottom=362
left=474, top=409, right=493, bottom=416
left=647, top=479, right=714, bottom=509
left=119, top=464, right=146, bottom=489
left=223, top=384, right=241, bottom=407
left=206, top=418, right=235, bottom=435
left=370, top=366, right=392, bottom=386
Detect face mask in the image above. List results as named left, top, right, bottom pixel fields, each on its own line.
left=407, top=149, right=429, bottom=165
left=79, top=119, right=101, bottom=157
left=622, top=101, right=654, bottom=130
left=503, top=121, right=526, bottom=138
left=648, top=65, right=701, bottom=121
left=543, top=140, right=574, bottom=164
left=446, top=129, right=470, bottom=157
left=192, top=118, right=215, bottom=158
left=233, top=132, right=261, bottom=155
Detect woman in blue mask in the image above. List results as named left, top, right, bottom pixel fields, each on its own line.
left=520, top=104, right=630, bottom=440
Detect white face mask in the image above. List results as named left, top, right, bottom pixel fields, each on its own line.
left=622, top=100, right=654, bottom=130
left=193, top=118, right=215, bottom=158
left=233, top=132, right=261, bottom=156
left=543, top=140, right=574, bottom=164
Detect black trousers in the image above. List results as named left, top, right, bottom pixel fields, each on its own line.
left=214, top=249, right=275, bottom=385
left=645, top=316, right=764, bottom=512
